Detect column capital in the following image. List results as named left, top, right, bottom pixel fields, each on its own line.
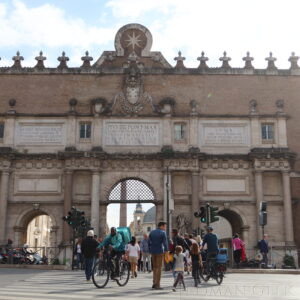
left=92, top=169, right=102, bottom=175
left=281, top=169, right=291, bottom=174
left=253, top=169, right=263, bottom=175
left=191, top=170, right=200, bottom=176
left=1, top=169, right=11, bottom=176
left=64, top=169, right=74, bottom=175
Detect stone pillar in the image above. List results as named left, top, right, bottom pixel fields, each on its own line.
left=282, top=171, right=294, bottom=245
left=241, top=225, right=250, bottom=248
left=156, top=203, right=164, bottom=225
left=191, top=171, right=200, bottom=231
left=63, top=170, right=73, bottom=243
left=0, top=171, right=10, bottom=244
left=91, top=171, right=101, bottom=236
left=163, top=171, right=172, bottom=233
left=254, top=170, right=264, bottom=241
left=99, top=204, right=107, bottom=237
left=119, top=181, right=127, bottom=227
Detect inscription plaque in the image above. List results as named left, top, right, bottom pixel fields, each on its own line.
left=105, top=122, right=159, bottom=146
left=201, top=124, right=248, bottom=146
left=18, top=124, right=63, bottom=144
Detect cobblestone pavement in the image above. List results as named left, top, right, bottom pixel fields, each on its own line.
left=0, top=268, right=299, bottom=300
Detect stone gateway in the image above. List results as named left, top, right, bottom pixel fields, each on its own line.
left=0, top=23, right=299, bottom=266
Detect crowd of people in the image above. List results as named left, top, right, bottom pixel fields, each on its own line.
left=75, top=222, right=271, bottom=291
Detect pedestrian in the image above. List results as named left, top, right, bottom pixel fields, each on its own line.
left=190, top=242, right=203, bottom=287
left=126, top=236, right=140, bottom=278
left=172, top=246, right=186, bottom=292
left=201, top=226, right=219, bottom=273
left=140, top=234, right=151, bottom=272
left=184, top=233, right=192, bottom=249
left=74, top=238, right=83, bottom=270
left=232, top=233, right=245, bottom=268
left=258, top=234, right=269, bottom=268
left=81, top=230, right=99, bottom=282
left=149, top=221, right=168, bottom=290
left=137, top=241, right=143, bottom=271
left=5, top=239, right=13, bottom=264
left=171, top=229, right=189, bottom=253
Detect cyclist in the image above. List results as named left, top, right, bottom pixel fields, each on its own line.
left=201, top=226, right=219, bottom=273
left=97, top=227, right=125, bottom=278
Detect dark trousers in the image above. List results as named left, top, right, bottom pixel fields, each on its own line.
left=85, top=257, right=95, bottom=280
left=173, top=271, right=185, bottom=289
left=233, top=249, right=242, bottom=266
left=261, top=252, right=268, bottom=266
left=109, top=249, right=122, bottom=276
left=192, top=261, right=200, bottom=280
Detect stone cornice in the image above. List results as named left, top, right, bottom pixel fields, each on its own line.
left=0, top=67, right=299, bottom=76
left=0, top=112, right=290, bottom=119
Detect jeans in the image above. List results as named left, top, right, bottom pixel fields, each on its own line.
left=261, top=252, right=268, bottom=266
left=192, top=260, right=200, bottom=280
left=142, top=252, right=152, bottom=271
left=76, top=253, right=82, bottom=268
left=109, top=249, right=123, bottom=276
left=173, top=271, right=185, bottom=289
left=85, top=257, right=95, bottom=280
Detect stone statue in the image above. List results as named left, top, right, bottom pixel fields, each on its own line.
left=176, top=214, right=189, bottom=236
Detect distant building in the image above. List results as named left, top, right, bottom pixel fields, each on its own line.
left=130, top=204, right=156, bottom=240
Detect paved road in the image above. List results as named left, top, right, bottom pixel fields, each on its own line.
left=0, top=268, right=299, bottom=300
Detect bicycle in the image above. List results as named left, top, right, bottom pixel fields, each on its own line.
left=202, top=257, right=225, bottom=285
left=92, top=249, right=130, bottom=288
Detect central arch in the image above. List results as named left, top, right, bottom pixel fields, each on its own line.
left=106, top=178, right=157, bottom=240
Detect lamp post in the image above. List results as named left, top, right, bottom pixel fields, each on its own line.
left=166, top=167, right=170, bottom=239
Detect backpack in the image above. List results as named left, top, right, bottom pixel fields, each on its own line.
left=116, top=227, right=132, bottom=245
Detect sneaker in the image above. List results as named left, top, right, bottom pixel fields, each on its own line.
left=134, top=271, right=137, bottom=277
left=154, top=286, right=164, bottom=290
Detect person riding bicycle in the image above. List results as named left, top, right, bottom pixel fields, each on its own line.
left=97, top=227, right=125, bottom=279
left=201, top=226, right=219, bottom=272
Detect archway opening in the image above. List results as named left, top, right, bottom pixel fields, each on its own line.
left=213, top=209, right=244, bottom=266
left=26, top=214, right=52, bottom=249
left=106, top=178, right=156, bottom=241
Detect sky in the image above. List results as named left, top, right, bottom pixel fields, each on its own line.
left=1, top=0, right=300, bottom=69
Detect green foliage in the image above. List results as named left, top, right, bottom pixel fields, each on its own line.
left=283, top=254, right=296, bottom=268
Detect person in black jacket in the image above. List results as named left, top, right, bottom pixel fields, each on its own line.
left=81, top=230, right=99, bottom=281
left=171, top=229, right=189, bottom=253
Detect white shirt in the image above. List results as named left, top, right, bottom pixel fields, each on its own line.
left=77, top=244, right=81, bottom=254
left=126, top=243, right=140, bottom=257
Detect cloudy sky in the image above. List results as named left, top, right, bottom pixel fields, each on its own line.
left=1, top=0, right=300, bottom=69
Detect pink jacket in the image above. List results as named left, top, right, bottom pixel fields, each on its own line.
left=232, top=238, right=244, bottom=251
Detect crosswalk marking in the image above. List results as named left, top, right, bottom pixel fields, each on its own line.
left=0, top=271, right=299, bottom=300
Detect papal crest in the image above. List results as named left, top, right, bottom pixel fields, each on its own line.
left=114, top=63, right=153, bottom=114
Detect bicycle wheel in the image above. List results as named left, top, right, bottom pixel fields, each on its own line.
left=116, top=260, right=130, bottom=286
left=216, top=272, right=223, bottom=285
left=92, top=260, right=109, bottom=288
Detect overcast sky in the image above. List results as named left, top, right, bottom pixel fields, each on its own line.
left=0, top=0, right=299, bottom=69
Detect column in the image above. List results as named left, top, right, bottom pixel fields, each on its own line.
left=63, top=170, right=73, bottom=243
left=163, top=171, right=172, bottom=234
left=99, top=204, right=107, bottom=237
left=191, top=171, right=200, bottom=231
left=0, top=171, right=10, bottom=244
left=91, top=171, right=101, bottom=236
left=282, top=171, right=294, bottom=245
left=119, top=181, right=127, bottom=227
left=254, top=170, right=264, bottom=241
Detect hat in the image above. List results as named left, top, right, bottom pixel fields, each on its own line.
left=207, top=226, right=213, bottom=231
left=87, top=230, right=94, bottom=237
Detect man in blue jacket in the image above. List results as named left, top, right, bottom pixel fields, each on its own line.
left=98, top=227, right=125, bottom=278
left=258, top=234, right=269, bottom=267
left=149, top=221, right=168, bottom=290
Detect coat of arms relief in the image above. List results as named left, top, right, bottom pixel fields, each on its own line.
left=114, top=63, right=154, bottom=114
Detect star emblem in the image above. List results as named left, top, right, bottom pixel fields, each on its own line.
left=125, top=32, right=142, bottom=50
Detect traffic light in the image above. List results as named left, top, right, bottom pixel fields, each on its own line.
left=259, top=211, right=267, bottom=226
left=209, top=206, right=219, bottom=223
left=259, top=202, right=267, bottom=226
left=194, top=206, right=207, bottom=223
